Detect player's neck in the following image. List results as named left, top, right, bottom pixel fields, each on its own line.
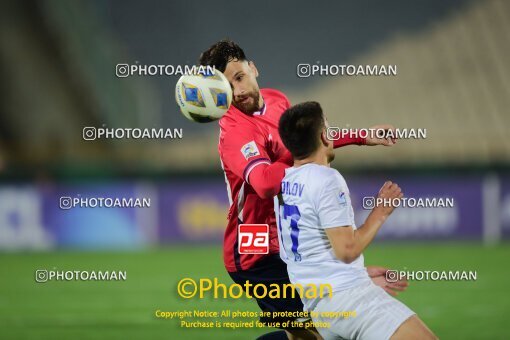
left=257, top=96, right=264, bottom=110
left=293, top=150, right=329, bottom=168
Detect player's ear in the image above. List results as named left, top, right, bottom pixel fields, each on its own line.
left=248, top=61, right=259, bottom=77
left=321, top=129, right=330, bottom=146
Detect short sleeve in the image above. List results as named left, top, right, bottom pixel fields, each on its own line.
left=317, top=171, right=354, bottom=229
left=219, top=126, right=271, bottom=183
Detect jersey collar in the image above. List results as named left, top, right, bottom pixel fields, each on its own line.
left=252, top=102, right=266, bottom=116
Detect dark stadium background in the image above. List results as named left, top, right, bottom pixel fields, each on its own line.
left=0, top=0, right=509, bottom=339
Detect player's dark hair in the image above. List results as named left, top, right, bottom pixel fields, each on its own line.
left=199, top=39, right=247, bottom=72
left=279, top=101, right=325, bottom=160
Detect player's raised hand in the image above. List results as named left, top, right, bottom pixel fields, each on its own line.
left=365, top=124, right=397, bottom=146
left=376, top=181, right=403, bottom=216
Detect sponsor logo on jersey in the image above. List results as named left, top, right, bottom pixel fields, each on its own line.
left=241, top=141, right=260, bottom=160
left=338, top=192, right=347, bottom=206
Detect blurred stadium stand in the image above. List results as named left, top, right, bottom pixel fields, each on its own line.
left=292, top=0, right=510, bottom=168
left=2, top=0, right=509, bottom=176
left=0, top=0, right=509, bottom=250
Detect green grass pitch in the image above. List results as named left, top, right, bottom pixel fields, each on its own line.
left=0, top=243, right=508, bottom=339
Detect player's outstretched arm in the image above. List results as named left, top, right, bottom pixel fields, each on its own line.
left=325, top=181, right=402, bottom=263
left=332, top=133, right=366, bottom=148
left=333, top=124, right=397, bottom=148
left=365, top=124, right=397, bottom=146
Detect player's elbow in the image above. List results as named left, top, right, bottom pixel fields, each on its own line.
left=334, top=252, right=358, bottom=264
left=333, top=244, right=359, bottom=264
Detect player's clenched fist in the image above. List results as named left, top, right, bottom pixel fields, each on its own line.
left=376, top=181, right=403, bottom=215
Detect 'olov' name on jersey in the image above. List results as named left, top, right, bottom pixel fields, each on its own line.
left=281, top=181, right=305, bottom=197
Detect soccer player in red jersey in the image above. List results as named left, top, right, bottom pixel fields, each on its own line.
left=199, top=40, right=406, bottom=340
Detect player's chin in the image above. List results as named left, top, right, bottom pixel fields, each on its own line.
left=234, top=101, right=257, bottom=114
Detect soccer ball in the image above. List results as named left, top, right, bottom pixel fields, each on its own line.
left=175, top=68, right=232, bottom=123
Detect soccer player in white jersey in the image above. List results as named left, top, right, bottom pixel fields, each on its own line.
left=275, top=102, right=437, bottom=340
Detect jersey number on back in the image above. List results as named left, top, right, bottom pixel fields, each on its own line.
left=280, top=204, right=302, bottom=262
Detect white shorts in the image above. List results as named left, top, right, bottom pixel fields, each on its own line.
left=312, top=281, right=415, bottom=340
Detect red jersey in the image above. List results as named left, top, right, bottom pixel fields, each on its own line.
left=218, top=88, right=290, bottom=272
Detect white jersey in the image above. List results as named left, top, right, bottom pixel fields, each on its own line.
left=274, top=163, right=370, bottom=310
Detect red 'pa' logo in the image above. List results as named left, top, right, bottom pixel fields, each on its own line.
left=238, top=224, right=269, bottom=254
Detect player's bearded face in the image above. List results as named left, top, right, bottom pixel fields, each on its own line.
left=233, top=88, right=260, bottom=114
left=225, top=60, right=262, bottom=114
